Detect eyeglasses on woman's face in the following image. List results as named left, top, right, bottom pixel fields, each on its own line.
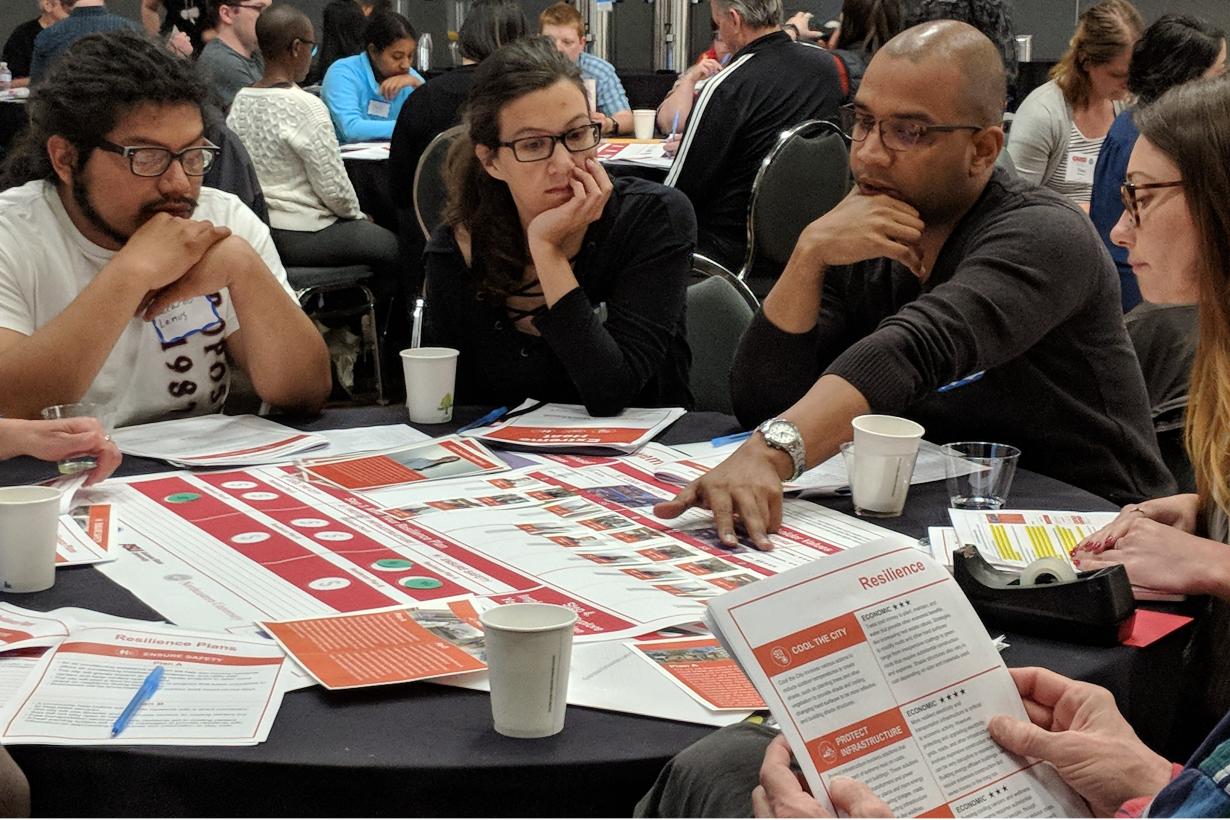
left=1119, top=179, right=1184, bottom=227
left=497, top=122, right=602, bottom=162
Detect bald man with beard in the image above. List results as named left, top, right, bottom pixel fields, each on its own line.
left=652, top=21, right=1172, bottom=555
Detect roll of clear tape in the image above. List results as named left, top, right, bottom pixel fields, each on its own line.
left=1019, top=557, right=1078, bottom=586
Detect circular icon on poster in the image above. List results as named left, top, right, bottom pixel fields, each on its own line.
left=291, top=518, right=329, bottom=528
left=309, top=577, right=351, bottom=591
left=221, top=481, right=258, bottom=490
left=164, top=492, right=200, bottom=503
left=372, top=558, right=414, bottom=571
left=232, top=532, right=271, bottom=544
left=315, top=531, right=353, bottom=541
left=770, top=646, right=791, bottom=668
left=400, top=576, right=444, bottom=590
left=242, top=492, right=279, bottom=501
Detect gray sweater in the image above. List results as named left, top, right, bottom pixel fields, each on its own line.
left=731, top=168, right=1174, bottom=506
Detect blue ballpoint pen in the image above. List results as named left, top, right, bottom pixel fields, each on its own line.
left=111, top=665, right=164, bottom=738
left=455, top=406, right=508, bottom=434
left=669, top=111, right=680, bottom=141
left=710, top=431, right=752, bottom=447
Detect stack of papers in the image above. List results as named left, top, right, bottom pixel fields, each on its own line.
left=340, top=141, right=391, bottom=161
left=112, top=415, right=329, bottom=467
left=596, top=141, right=674, bottom=170
left=299, top=436, right=507, bottom=491
left=461, top=401, right=685, bottom=455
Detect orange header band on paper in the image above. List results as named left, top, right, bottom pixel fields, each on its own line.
left=751, top=612, right=864, bottom=677
left=808, top=707, right=912, bottom=772
left=58, top=641, right=282, bottom=666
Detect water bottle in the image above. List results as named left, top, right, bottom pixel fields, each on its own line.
left=0, top=63, right=11, bottom=95
left=417, top=33, right=432, bottom=73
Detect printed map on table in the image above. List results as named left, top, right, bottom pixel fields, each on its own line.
left=80, top=446, right=900, bottom=641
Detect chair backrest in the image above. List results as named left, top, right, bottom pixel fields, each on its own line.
left=739, top=119, right=851, bottom=279
left=414, top=124, right=465, bottom=241
left=687, top=254, right=759, bottom=414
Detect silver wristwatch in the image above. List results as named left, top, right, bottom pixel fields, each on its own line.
left=757, top=418, right=807, bottom=481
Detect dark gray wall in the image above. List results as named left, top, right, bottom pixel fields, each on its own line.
left=4, top=0, right=1230, bottom=71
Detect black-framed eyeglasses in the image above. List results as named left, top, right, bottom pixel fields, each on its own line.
left=840, top=104, right=983, bottom=152
left=225, top=2, right=268, bottom=11
left=94, top=139, right=220, bottom=177
left=1119, top=179, right=1184, bottom=227
left=498, top=123, right=602, bottom=162
left=294, top=37, right=318, bottom=58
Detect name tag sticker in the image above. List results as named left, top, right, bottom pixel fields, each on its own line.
left=367, top=99, right=391, bottom=118
left=152, top=296, right=223, bottom=344
left=1064, top=152, right=1094, bottom=184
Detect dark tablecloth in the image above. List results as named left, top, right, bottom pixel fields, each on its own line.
left=0, top=407, right=1193, bottom=816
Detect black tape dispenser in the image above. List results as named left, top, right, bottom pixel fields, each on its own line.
left=952, top=546, right=1136, bottom=646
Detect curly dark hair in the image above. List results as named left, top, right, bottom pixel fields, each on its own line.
left=0, top=29, right=212, bottom=189
left=442, top=36, right=586, bottom=298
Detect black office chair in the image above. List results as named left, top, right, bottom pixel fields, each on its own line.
left=737, top=120, right=851, bottom=298
left=687, top=254, right=759, bottom=414
left=413, top=125, right=465, bottom=240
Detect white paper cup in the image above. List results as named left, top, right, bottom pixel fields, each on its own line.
left=840, top=441, right=919, bottom=517
left=480, top=603, right=577, bottom=738
left=400, top=347, right=458, bottom=424
left=851, top=414, right=924, bottom=456
left=0, top=486, right=61, bottom=593
left=632, top=109, right=656, bottom=140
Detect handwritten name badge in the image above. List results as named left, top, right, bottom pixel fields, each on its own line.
left=152, top=296, right=223, bottom=344
left=367, top=99, right=391, bottom=118
left=1064, top=152, right=1094, bottom=185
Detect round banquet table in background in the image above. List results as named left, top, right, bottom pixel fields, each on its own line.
left=0, top=406, right=1195, bottom=816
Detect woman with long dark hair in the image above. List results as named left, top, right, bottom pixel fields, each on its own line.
left=422, top=37, right=695, bottom=415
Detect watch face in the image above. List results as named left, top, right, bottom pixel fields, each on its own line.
left=764, top=421, right=793, bottom=446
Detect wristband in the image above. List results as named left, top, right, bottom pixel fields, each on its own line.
left=783, top=23, right=800, bottom=38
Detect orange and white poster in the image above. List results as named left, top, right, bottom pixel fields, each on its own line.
left=462, top=401, right=685, bottom=454
left=56, top=503, right=116, bottom=566
left=706, top=538, right=1090, bottom=818
left=260, top=604, right=487, bottom=690
left=628, top=636, right=765, bottom=711
left=301, top=436, right=506, bottom=491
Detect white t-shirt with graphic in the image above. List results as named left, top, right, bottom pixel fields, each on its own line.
left=0, top=181, right=295, bottom=427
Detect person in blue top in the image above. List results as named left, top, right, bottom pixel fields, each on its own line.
left=1088, top=14, right=1225, bottom=312
left=321, top=11, right=425, bottom=143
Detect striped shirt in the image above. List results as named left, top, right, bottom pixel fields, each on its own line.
left=1049, top=122, right=1104, bottom=204
left=577, top=52, right=630, bottom=116
left=30, top=6, right=138, bottom=82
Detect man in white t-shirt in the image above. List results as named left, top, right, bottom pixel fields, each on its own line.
left=0, top=29, right=331, bottom=427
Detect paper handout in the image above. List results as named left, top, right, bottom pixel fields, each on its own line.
left=460, top=401, right=686, bottom=455
left=112, top=414, right=329, bottom=467
left=706, top=538, right=1090, bottom=817
left=299, top=436, right=507, bottom=491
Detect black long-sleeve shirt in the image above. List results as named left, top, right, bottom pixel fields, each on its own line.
left=731, top=168, right=1174, bottom=506
left=423, top=177, right=695, bottom=416
left=388, top=65, right=476, bottom=210
left=663, top=31, right=843, bottom=271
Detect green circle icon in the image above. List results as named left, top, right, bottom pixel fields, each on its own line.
left=165, top=492, right=201, bottom=503
left=372, top=558, right=414, bottom=571
left=399, top=576, right=444, bottom=590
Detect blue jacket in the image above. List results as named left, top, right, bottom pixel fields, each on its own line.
left=321, top=53, right=423, bottom=143
left=1089, top=109, right=1141, bottom=312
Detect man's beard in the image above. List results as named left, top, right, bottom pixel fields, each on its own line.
left=71, top=168, right=199, bottom=247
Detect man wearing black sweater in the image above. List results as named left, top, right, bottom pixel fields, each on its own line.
left=654, top=20, right=1172, bottom=551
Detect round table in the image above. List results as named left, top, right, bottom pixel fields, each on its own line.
left=0, top=407, right=1193, bottom=816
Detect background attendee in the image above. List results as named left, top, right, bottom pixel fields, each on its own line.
left=322, top=11, right=423, bottom=143
left=2, top=0, right=69, bottom=88
left=425, top=37, right=695, bottom=415
left=387, top=0, right=528, bottom=290
left=540, top=2, right=632, bottom=137
left=655, top=27, right=727, bottom=136
left=1075, top=75, right=1230, bottom=752
left=141, top=0, right=209, bottom=54
left=1007, top=0, right=1142, bottom=206
left=901, top=0, right=1017, bottom=90
left=815, top=0, right=902, bottom=102
left=0, top=30, right=330, bottom=424
left=28, top=0, right=137, bottom=83
left=314, top=0, right=390, bottom=83
left=198, top=0, right=270, bottom=109
left=1089, top=13, right=1225, bottom=312
left=663, top=0, right=843, bottom=273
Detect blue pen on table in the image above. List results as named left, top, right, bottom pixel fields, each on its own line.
left=456, top=406, right=508, bottom=434
left=710, top=431, right=751, bottom=448
left=111, top=665, right=164, bottom=738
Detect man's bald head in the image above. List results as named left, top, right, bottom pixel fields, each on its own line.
left=255, top=4, right=313, bottom=59
left=878, top=20, right=1007, bottom=125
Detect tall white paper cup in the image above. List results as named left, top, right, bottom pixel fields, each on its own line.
left=0, top=486, right=61, bottom=593
left=400, top=347, right=459, bottom=424
left=851, top=414, right=924, bottom=456
left=480, top=603, right=577, bottom=738
left=632, top=109, right=656, bottom=140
